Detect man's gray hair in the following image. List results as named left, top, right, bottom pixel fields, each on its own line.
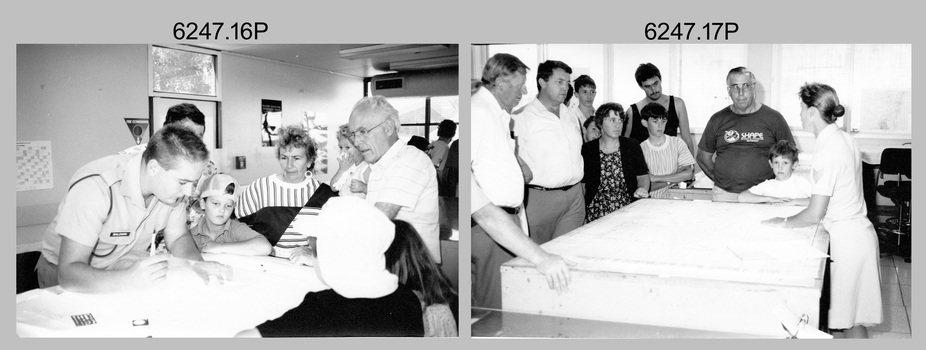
left=349, top=95, right=401, bottom=133
left=481, top=53, right=529, bottom=86
left=726, top=66, right=756, bottom=84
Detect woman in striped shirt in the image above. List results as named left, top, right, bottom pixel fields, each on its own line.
left=236, top=125, right=320, bottom=258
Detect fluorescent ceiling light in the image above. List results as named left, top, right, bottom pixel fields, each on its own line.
left=389, top=56, right=458, bottom=70
left=339, top=44, right=450, bottom=59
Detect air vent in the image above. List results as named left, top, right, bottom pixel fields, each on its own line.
left=374, top=77, right=404, bottom=91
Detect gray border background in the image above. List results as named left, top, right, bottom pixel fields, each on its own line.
left=3, top=0, right=920, bottom=348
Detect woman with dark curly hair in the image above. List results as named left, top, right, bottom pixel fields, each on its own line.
left=762, top=83, right=882, bottom=338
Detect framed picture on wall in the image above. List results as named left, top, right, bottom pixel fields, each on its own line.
left=149, top=97, right=220, bottom=150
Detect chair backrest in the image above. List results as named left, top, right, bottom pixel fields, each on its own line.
left=879, top=148, right=911, bottom=178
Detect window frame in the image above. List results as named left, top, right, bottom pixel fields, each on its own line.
left=148, top=44, right=222, bottom=101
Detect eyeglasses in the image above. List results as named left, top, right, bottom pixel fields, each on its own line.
left=727, top=83, right=755, bottom=95
left=348, top=119, right=388, bottom=142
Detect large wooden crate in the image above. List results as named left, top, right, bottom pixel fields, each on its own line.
left=501, top=199, right=828, bottom=337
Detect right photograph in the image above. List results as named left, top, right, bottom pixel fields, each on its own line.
left=469, top=43, right=912, bottom=339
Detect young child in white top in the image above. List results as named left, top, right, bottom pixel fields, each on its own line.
left=738, top=140, right=812, bottom=205
left=638, top=103, right=695, bottom=198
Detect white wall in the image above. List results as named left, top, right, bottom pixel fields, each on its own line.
left=16, top=45, right=363, bottom=247
left=218, top=54, right=363, bottom=186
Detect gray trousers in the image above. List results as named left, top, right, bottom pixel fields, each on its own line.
left=524, top=184, right=586, bottom=245
left=471, top=213, right=518, bottom=309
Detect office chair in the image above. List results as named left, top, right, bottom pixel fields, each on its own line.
left=875, top=147, right=911, bottom=262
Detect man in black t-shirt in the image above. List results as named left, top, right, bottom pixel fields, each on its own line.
left=697, top=67, right=795, bottom=202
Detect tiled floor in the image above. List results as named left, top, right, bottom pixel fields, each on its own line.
left=832, top=252, right=912, bottom=338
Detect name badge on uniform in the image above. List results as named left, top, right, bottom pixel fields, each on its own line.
left=110, top=231, right=131, bottom=237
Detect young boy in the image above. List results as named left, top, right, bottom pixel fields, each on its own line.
left=738, top=140, right=812, bottom=205
left=191, top=174, right=272, bottom=255
left=639, top=103, right=695, bottom=199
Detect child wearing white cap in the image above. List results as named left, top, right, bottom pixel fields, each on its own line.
left=190, top=174, right=272, bottom=256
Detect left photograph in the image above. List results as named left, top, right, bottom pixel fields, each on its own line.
left=16, top=44, right=460, bottom=337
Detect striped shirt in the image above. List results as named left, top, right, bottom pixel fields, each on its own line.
left=640, top=136, right=695, bottom=198
left=235, top=173, right=320, bottom=257
left=367, top=141, right=440, bottom=263
left=274, top=207, right=321, bottom=258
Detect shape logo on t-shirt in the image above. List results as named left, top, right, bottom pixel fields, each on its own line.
left=724, top=130, right=740, bottom=143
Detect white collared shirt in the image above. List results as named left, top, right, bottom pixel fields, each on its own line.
left=471, top=87, right=525, bottom=213
left=511, top=98, right=585, bottom=188
left=812, top=123, right=868, bottom=223
left=367, top=140, right=440, bottom=262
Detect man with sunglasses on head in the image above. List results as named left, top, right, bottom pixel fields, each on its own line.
left=347, top=96, right=440, bottom=263
left=697, top=66, right=795, bottom=202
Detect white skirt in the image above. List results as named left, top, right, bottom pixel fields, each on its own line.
left=824, top=217, right=883, bottom=329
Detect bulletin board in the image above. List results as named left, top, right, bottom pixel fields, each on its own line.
left=149, top=97, right=220, bottom=150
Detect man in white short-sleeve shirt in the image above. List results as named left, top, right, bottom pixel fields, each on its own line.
left=511, top=60, right=586, bottom=245
left=348, top=96, right=440, bottom=263
left=472, top=53, right=574, bottom=308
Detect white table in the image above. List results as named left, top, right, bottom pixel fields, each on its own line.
left=16, top=254, right=327, bottom=337
left=501, top=199, right=829, bottom=337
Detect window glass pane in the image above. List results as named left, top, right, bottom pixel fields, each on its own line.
left=775, top=44, right=851, bottom=128
left=387, top=96, right=427, bottom=124
left=548, top=44, right=605, bottom=106
left=851, top=44, right=911, bottom=132
left=151, top=46, right=216, bottom=96
left=399, top=125, right=425, bottom=141
left=678, top=44, right=748, bottom=130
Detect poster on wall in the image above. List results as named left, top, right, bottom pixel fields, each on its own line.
left=302, top=111, right=329, bottom=175
left=261, top=99, right=283, bottom=147
left=124, top=118, right=149, bottom=145
left=17, top=141, right=53, bottom=191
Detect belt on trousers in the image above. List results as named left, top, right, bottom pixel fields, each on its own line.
left=471, top=205, right=520, bottom=227
left=527, top=183, right=577, bottom=191
left=499, top=206, right=520, bottom=215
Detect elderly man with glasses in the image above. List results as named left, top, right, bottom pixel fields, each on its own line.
left=696, top=66, right=795, bottom=202
left=347, top=96, right=441, bottom=263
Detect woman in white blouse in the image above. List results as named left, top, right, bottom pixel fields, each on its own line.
left=762, top=83, right=882, bottom=338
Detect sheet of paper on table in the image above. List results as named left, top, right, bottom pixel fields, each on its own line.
left=17, top=254, right=328, bottom=337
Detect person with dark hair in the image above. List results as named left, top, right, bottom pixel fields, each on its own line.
left=386, top=220, right=458, bottom=337
left=349, top=96, right=440, bottom=263
left=581, top=103, right=650, bottom=222
left=512, top=60, right=586, bottom=245
left=737, top=140, right=811, bottom=204
left=582, top=116, right=601, bottom=142
left=165, top=103, right=207, bottom=130
left=762, top=83, right=882, bottom=338
left=238, top=197, right=424, bottom=337
left=625, top=63, right=695, bottom=158
left=697, top=66, right=795, bottom=201
left=571, top=75, right=598, bottom=139
left=638, top=103, right=695, bottom=199
left=472, top=53, right=573, bottom=309
left=427, top=119, right=457, bottom=175
left=236, top=125, right=322, bottom=258
left=36, top=125, right=229, bottom=292
left=407, top=135, right=429, bottom=152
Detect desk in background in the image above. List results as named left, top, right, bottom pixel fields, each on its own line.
left=500, top=199, right=828, bottom=338
left=17, top=254, right=326, bottom=337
